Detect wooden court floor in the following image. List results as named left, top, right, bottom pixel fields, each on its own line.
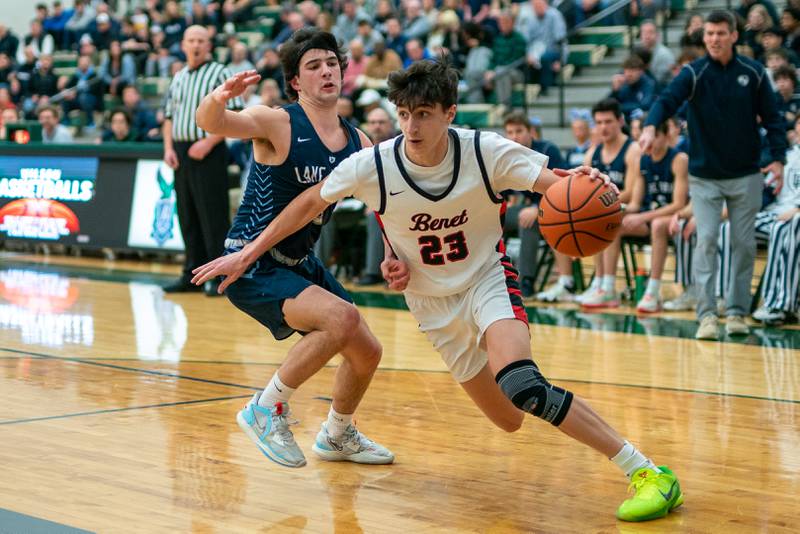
left=0, top=253, right=798, bottom=533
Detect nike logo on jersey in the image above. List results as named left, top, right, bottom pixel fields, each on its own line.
left=297, top=137, right=311, bottom=143
left=389, top=190, right=404, bottom=196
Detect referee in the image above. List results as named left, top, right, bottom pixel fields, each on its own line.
left=162, top=25, right=243, bottom=296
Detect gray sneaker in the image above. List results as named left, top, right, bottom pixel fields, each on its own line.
left=236, top=394, right=306, bottom=468
left=725, top=315, right=750, bottom=336
left=663, top=291, right=697, bottom=311
left=695, top=315, right=720, bottom=340
left=312, top=423, right=394, bottom=464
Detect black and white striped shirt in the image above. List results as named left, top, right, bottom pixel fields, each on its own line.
left=164, top=61, right=244, bottom=142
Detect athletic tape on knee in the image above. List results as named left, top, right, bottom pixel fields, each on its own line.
left=495, top=360, right=573, bottom=426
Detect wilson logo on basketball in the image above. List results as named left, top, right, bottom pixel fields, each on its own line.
left=598, top=191, right=617, bottom=208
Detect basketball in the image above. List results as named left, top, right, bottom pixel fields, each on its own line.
left=537, top=173, right=623, bottom=258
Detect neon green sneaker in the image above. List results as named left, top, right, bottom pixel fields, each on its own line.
left=616, top=466, right=683, bottom=522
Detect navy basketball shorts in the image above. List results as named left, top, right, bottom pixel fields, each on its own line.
left=224, top=251, right=353, bottom=340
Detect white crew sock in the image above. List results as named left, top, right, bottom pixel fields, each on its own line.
left=602, top=275, right=616, bottom=293
left=326, top=406, right=353, bottom=439
left=645, top=278, right=662, bottom=297
left=558, top=275, right=573, bottom=288
left=258, top=372, right=295, bottom=408
left=611, top=440, right=661, bottom=478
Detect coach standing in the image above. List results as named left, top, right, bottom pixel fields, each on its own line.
left=640, top=10, right=786, bottom=340
left=162, top=25, right=243, bottom=296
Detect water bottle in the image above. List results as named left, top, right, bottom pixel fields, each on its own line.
left=634, top=268, right=648, bottom=302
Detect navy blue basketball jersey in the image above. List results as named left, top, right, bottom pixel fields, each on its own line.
left=227, top=103, right=362, bottom=259
left=641, top=147, right=677, bottom=209
left=591, top=137, right=632, bottom=189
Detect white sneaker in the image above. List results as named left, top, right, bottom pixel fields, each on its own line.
left=312, top=423, right=394, bottom=464
left=575, top=285, right=600, bottom=304
left=636, top=293, right=662, bottom=313
left=580, top=288, right=620, bottom=309
left=725, top=315, right=750, bottom=336
left=752, top=306, right=788, bottom=325
left=695, top=315, right=719, bottom=340
left=536, top=280, right=575, bottom=302
left=663, top=291, right=697, bottom=311
left=236, top=394, right=306, bottom=468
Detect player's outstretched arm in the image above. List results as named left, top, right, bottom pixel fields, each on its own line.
left=191, top=183, right=333, bottom=293
left=533, top=166, right=618, bottom=195
left=196, top=69, right=284, bottom=140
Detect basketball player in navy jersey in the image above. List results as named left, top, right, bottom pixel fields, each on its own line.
left=580, top=98, right=645, bottom=308
left=192, top=28, right=394, bottom=468
left=193, top=58, right=683, bottom=522
left=624, top=121, right=690, bottom=313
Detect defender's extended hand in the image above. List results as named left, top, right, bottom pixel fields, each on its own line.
left=211, top=69, right=261, bottom=104
left=191, top=250, right=252, bottom=294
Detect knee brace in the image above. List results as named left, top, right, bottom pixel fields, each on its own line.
left=496, top=360, right=573, bottom=426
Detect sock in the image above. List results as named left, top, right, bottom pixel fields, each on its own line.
left=602, top=275, right=616, bottom=293
left=645, top=278, right=661, bottom=297
left=611, top=440, right=661, bottom=478
left=588, top=277, right=601, bottom=291
left=258, top=372, right=295, bottom=408
left=558, top=275, right=573, bottom=288
left=326, top=406, right=353, bottom=439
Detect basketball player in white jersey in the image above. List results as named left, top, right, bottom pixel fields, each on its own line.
left=192, top=59, right=683, bottom=522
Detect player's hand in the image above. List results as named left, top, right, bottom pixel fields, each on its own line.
left=638, top=125, right=656, bottom=155
left=668, top=213, right=681, bottom=236
left=561, top=166, right=620, bottom=195
left=164, top=147, right=179, bottom=169
left=777, top=207, right=800, bottom=221
left=518, top=206, right=538, bottom=229
left=381, top=257, right=410, bottom=291
left=191, top=250, right=252, bottom=293
left=188, top=138, right=213, bottom=160
left=683, top=217, right=696, bottom=240
left=763, top=161, right=784, bottom=195
left=211, top=69, right=261, bottom=105
left=622, top=212, right=646, bottom=232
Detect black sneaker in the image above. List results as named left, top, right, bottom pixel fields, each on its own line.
left=163, top=278, right=203, bottom=293
left=204, top=279, right=223, bottom=297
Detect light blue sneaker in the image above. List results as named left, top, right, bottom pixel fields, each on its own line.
left=236, top=393, right=306, bottom=468
left=312, top=422, right=394, bottom=464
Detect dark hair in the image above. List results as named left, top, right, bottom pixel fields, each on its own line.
left=784, top=7, right=800, bottom=22
left=387, top=57, right=459, bottom=111
left=622, top=54, right=646, bottom=70
left=503, top=110, right=530, bottom=129
left=37, top=104, right=60, bottom=119
left=279, top=28, right=348, bottom=101
left=110, top=108, right=132, bottom=126
left=677, top=47, right=700, bottom=64
left=654, top=118, right=669, bottom=135
left=774, top=64, right=798, bottom=86
left=592, top=98, right=622, bottom=119
left=765, top=47, right=790, bottom=61
left=706, top=10, right=737, bottom=32
left=763, top=26, right=785, bottom=39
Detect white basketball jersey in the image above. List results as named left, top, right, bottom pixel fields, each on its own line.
left=373, top=128, right=506, bottom=297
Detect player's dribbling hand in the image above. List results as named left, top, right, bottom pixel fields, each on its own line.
left=211, top=69, right=261, bottom=104
left=191, top=250, right=251, bottom=294
left=381, top=257, right=410, bottom=291
left=557, top=166, right=620, bottom=195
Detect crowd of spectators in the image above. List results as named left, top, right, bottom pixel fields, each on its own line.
left=1, top=0, right=799, bottom=330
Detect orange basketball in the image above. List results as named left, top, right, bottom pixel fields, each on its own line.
left=537, top=173, right=622, bottom=258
